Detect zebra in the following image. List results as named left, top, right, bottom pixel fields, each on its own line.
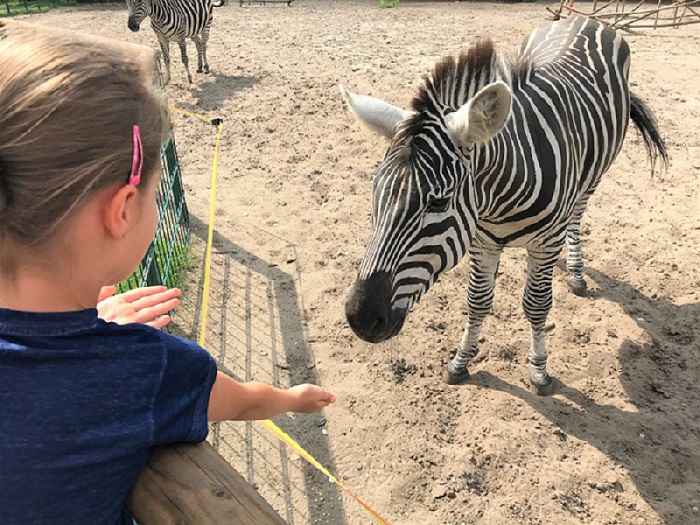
left=126, top=0, right=224, bottom=85
left=341, top=16, right=667, bottom=395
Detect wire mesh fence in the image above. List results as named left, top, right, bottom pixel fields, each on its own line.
left=2, top=0, right=68, bottom=16
left=117, top=128, right=191, bottom=293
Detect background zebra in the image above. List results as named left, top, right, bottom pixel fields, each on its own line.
left=341, top=16, right=667, bottom=395
left=126, top=0, right=224, bottom=84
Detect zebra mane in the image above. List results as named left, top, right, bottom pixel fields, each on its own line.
left=401, top=38, right=530, bottom=141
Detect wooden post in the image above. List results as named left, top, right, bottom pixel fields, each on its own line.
left=128, top=442, right=288, bottom=525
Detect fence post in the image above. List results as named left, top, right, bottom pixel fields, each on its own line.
left=128, top=442, right=289, bottom=525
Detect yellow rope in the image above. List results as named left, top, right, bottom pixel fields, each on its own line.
left=261, top=419, right=393, bottom=525
left=197, top=119, right=223, bottom=347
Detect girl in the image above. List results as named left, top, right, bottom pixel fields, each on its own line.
left=0, top=22, right=335, bottom=525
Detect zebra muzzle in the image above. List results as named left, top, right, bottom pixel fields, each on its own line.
left=345, top=272, right=406, bottom=343
left=127, top=17, right=141, bottom=33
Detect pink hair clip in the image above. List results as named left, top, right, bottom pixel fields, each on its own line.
left=129, top=125, right=143, bottom=187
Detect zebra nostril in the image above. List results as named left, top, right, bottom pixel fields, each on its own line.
left=369, top=315, right=386, bottom=335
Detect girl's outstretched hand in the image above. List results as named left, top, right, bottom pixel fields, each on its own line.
left=97, top=285, right=182, bottom=329
left=287, top=384, right=336, bottom=413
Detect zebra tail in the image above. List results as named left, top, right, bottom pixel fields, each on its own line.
left=629, top=92, right=668, bottom=175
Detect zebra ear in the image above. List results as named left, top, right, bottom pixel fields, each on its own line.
left=446, top=81, right=512, bottom=148
left=339, top=85, right=411, bottom=141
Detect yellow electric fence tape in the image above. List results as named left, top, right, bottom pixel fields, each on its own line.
left=261, top=419, right=392, bottom=524
left=168, top=106, right=222, bottom=347
left=171, top=106, right=392, bottom=525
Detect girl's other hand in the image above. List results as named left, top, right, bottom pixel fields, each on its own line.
left=97, top=285, right=182, bottom=329
left=287, top=384, right=336, bottom=413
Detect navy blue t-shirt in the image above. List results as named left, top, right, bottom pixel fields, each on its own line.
left=0, top=307, right=218, bottom=524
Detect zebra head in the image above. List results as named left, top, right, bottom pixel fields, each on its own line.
left=126, top=0, right=150, bottom=33
left=341, top=80, right=511, bottom=343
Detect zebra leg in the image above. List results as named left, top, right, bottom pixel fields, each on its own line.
left=155, top=34, right=171, bottom=85
left=200, top=26, right=210, bottom=73
left=177, top=37, right=193, bottom=84
left=523, top=247, right=561, bottom=395
left=444, top=245, right=503, bottom=385
left=566, top=197, right=592, bottom=296
left=192, top=35, right=208, bottom=74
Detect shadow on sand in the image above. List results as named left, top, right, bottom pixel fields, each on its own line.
left=169, top=214, right=349, bottom=525
left=469, top=267, right=700, bottom=524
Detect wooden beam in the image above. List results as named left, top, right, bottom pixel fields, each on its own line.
left=128, top=442, right=288, bottom=525
left=240, top=0, right=295, bottom=6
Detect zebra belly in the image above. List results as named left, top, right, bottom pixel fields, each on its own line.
left=152, top=19, right=210, bottom=41
left=475, top=212, right=572, bottom=248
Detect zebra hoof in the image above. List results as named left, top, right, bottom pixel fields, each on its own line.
left=196, top=68, right=203, bottom=73
left=443, top=362, right=470, bottom=385
left=568, top=277, right=587, bottom=297
left=530, top=377, right=553, bottom=396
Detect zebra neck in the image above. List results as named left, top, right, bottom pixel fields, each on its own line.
left=467, top=127, right=521, bottom=217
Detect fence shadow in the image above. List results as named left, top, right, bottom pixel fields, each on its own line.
left=469, top=267, right=700, bottom=525
left=170, top=214, right=348, bottom=525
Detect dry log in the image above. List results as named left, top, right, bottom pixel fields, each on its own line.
left=128, top=442, right=288, bottom=525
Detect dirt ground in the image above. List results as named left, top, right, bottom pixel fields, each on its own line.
left=21, top=1, right=700, bottom=524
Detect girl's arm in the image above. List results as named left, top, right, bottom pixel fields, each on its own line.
left=207, top=371, right=336, bottom=422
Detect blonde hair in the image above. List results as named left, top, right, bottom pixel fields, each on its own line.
left=0, top=21, right=169, bottom=269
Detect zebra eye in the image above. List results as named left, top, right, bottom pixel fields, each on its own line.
left=427, top=196, right=451, bottom=213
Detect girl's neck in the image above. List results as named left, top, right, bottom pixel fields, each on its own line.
left=0, top=252, right=101, bottom=313
left=0, top=237, right=101, bottom=312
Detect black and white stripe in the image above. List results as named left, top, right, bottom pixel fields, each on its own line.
left=342, top=16, right=667, bottom=394
left=126, top=0, right=223, bottom=84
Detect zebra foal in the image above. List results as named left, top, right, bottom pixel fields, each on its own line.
left=126, top=0, right=224, bottom=84
left=341, top=16, right=667, bottom=394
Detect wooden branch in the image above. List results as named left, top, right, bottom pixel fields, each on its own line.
left=583, top=2, right=699, bottom=19
left=127, top=442, right=288, bottom=525
left=240, top=0, right=295, bottom=5
left=618, top=17, right=700, bottom=26
left=548, top=0, right=700, bottom=30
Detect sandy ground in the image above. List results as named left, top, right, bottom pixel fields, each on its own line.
left=19, top=1, right=700, bottom=524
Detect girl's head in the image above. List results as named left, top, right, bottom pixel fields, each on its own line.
left=0, top=21, right=169, bottom=276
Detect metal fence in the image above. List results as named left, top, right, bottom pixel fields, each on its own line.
left=2, top=0, right=65, bottom=16
left=117, top=126, right=191, bottom=293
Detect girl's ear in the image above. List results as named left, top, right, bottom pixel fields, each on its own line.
left=104, top=185, right=138, bottom=239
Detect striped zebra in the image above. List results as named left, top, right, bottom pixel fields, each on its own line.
left=126, top=0, right=224, bottom=84
left=341, top=16, right=667, bottom=395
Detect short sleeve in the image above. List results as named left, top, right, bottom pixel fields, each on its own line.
left=151, top=334, right=217, bottom=445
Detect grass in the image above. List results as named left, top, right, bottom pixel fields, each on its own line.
left=116, top=239, right=194, bottom=294
left=156, top=239, right=195, bottom=290
left=377, top=0, right=400, bottom=8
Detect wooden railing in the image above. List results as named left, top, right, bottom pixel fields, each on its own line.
left=128, top=442, right=288, bottom=525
